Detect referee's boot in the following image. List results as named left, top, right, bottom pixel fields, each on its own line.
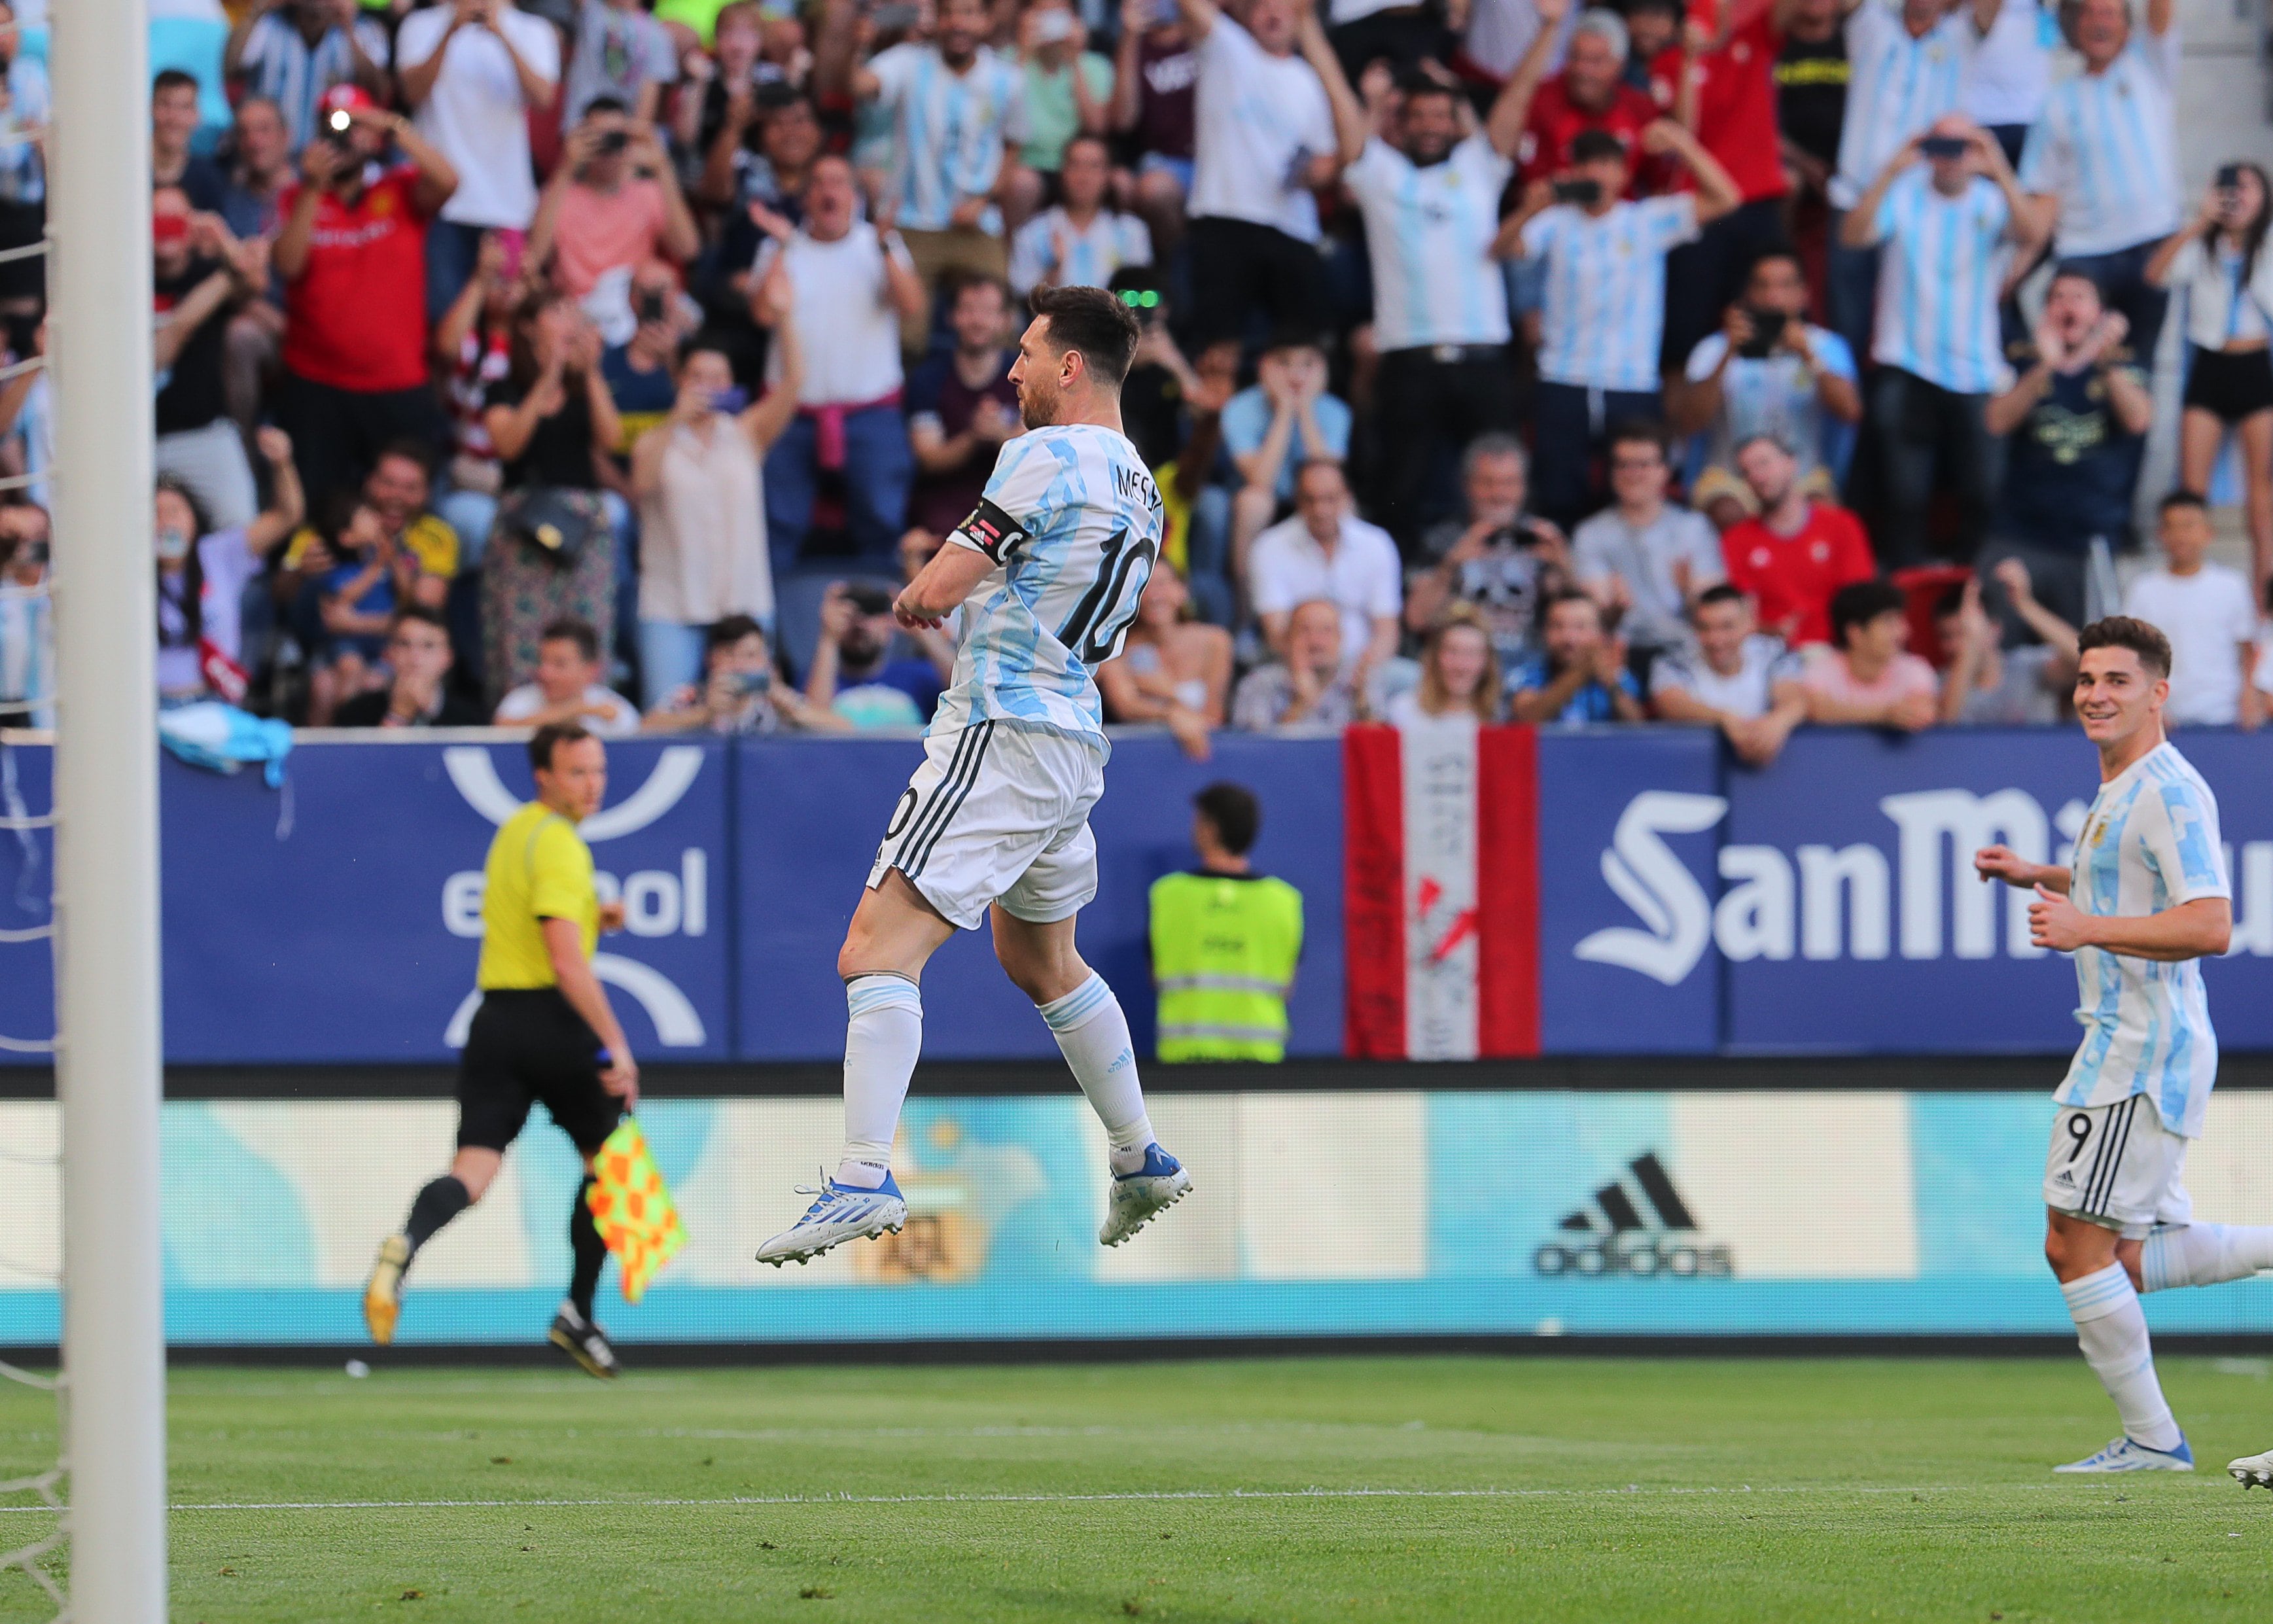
left=548, top=1302, right=620, bottom=1379
left=362, top=1234, right=410, bottom=1345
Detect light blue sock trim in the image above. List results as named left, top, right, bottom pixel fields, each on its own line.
left=2060, top=1262, right=2135, bottom=1321
left=847, top=974, right=923, bottom=1021
left=1038, top=973, right=1113, bottom=1033
left=2138, top=1229, right=2177, bottom=1294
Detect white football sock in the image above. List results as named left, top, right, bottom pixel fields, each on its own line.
left=1038, top=974, right=1154, bottom=1174
left=836, top=975, right=921, bottom=1190
left=2139, top=1223, right=2273, bottom=1292
left=2062, top=1262, right=2183, bottom=1452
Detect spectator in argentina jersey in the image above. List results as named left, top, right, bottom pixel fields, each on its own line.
left=818, top=0, right=1029, bottom=353
left=1008, top=135, right=1155, bottom=298
left=1842, top=115, right=2037, bottom=567
left=1331, top=60, right=1533, bottom=548
left=1824, top=0, right=2000, bottom=374
left=2018, top=0, right=2177, bottom=365
left=1974, top=616, right=2273, bottom=1479
left=1960, top=0, right=2051, bottom=166
left=224, top=0, right=393, bottom=156
left=755, top=284, right=1193, bottom=1270
left=1504, top=121, right=1740, bottom=527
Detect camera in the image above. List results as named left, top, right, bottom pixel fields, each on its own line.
left=1736, top=308, right=1787, bottom=360
left=728, top=669, right=773, bottom=699
left=1919, top=135, right=1969, bottom=160
left=2217, top=163, right=2244, bottom=192
left=595, top=129, right=631, bottom=157
left=1551, top=178, right=1602, bottom=207
left=637, top=289, right=667, bottom=325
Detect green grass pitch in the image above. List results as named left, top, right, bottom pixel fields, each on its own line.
left=3, top=1355, right=2270, bottom=1621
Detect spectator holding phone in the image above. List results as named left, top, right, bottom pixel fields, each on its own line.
left=152, top=185, right=267, bottom=532
left=1404, top=433, right=1570, bottom=670
left=564, top=0, right=680, bottom=126
left=1799, top=576, right=1938, bottom=730
left=1110, top=0, right=1199, bottom=257
left=154, top=431, right=302, bottom=710
left=803, top=580, right=951, bottom=730
left=644, top=612, right=835, bottom=733
left=527, top=102, right=701, bottom=313
left=334, top=606, right=488, bottom=728
left=493, top=617, right=641, bottom=733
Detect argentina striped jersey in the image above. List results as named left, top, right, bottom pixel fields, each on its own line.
left=1521, top=194, right=1698, bottom=392
left=938, top=425, right=1165, bottom=747
left=2058, top=741, right=2229, bottom=1137
left=868, top=42, right=1025, bottom=234
left=2017, top=30, right=2181, bottom=258
left=1343, top=133, right=1513, bottom=351
left=1831, top=0, right=1975, bottom=209
left=1870, top=171, right=2014, bottom=394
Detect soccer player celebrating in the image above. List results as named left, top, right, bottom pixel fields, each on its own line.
left=1976, top=618, right=2273, bottom=1475
left=362, top=722, right=641, bottom=1377
left=754, top=285, right=1191, bottom=1265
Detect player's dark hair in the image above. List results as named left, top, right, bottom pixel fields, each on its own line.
left=529, top=721, right=593, bottom=773
left=1569, top=130, right=1629, bottom=167
left=2077, top=616, right=2173, bottom=679
left=1029, top=284, right=1140, bottom=389
left=1694, top=582, right=1748, bottom=614
left=539, top=618, right=601, bottom=664
left=1829, top=579, right=1905, bottom=649
left=1195, top=782, right=1261, bottom=857
left=2159, top=489, right=2209, bottom=519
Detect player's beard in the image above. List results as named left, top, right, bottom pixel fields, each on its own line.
left=1018, top=375, right=1061, bottom=431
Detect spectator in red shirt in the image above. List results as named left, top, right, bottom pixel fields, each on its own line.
left=1507, top=0, right=1663, bottom=195
left=1718, top=431, right=1873, bottom=645
left=273, top=84, right=459, bottom=516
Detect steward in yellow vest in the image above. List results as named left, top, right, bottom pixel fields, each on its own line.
left=1150, top=783, right=1303, bottom=1062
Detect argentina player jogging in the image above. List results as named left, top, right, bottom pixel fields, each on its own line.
left=756, top=285, right=1192, bottom=1266
left=1975, top=616, right=2273, bottom=1481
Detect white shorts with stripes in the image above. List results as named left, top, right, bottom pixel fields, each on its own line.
left=2043, top=1096, right=2193, bottom=1240
left=866, top=719, right=1105, bottom=932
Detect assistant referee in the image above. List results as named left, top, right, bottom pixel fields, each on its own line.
left=362, top=722, right=640, bottom=1377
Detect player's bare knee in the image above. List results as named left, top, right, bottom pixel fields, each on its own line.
left=449, top=1149, right=500, bottom=1205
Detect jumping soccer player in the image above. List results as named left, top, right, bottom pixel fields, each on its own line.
left=1975, top=617, right=2273, bottom=1475
left=362, top=722, right=639, bottom=1377
left=754, top=284, right=1191, bottom=1265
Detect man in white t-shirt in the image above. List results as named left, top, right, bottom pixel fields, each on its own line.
left=492, top=617, right=641, bottom=735
left=753, top=155, right=930, bottom=570
left=1247, top=459, right=1401, bottom=684
left=396, top=0, right=561, bottom=321
left=1649, top=583, right=1806, bottom=764
left=2122, top=492, right=2260, bottom=730
left=1174, top=0, right=1343, bottom=345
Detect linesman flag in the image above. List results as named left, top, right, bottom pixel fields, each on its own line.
left=586, top=1118, right=686, bottom=1303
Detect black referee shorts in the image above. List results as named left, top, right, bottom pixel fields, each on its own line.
left=455, top=989, right=623, bottom=1156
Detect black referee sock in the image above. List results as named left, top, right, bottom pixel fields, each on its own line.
left=403, top=1175, right=472, bottom=1258
left=568, top=1175, right=607, bottom=1322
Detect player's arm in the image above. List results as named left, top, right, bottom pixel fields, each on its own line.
left=542, top=917, right=637, bottom=1102
left=1975, top=845, right=2070, bottom=894
left=2029, top=892, right=2230, bottom=962
left=896, top=519, right=1000, bottom=627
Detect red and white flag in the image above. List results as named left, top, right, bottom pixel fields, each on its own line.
left=1344, top=720, right=1539, bottom=1059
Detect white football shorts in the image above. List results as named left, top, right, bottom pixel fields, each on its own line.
left=2042, top=1095, right=2193, bottom=1240
left=867, top=718, right=1105, bottom=932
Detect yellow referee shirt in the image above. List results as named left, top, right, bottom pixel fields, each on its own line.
left=476, top=802, right=599, bottom=991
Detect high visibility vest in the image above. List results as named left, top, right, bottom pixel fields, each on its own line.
left=1149, top=870, right=1303, bottom=1063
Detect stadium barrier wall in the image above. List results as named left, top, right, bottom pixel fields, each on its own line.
left=3, top=728, right=2272, bottom=1063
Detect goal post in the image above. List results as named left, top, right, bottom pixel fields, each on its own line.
left=49, top=0, right=169, bottom=1617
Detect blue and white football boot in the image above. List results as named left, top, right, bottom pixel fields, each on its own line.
left=754, top=1171, right=907, bottom=1266
left=2053, top=1435, right=2194, bottom=1474
left=1099, top=1144, right=1192, bottom=1247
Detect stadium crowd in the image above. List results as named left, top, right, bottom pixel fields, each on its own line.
left=0, top=0, right=2268, bottom=759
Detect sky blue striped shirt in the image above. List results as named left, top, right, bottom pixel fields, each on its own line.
left=236, top=12, right=391, bottom=154
left=1831, top=0, right=1976, bottom=209
left=1344, top=133, right=1513, bottom=351
left=1521, top=195, right=1697, bottom=393
left=1869, top=170, right=2014, bottom=395
left=869, top=43, right=1025, bottom=235
left=2017, top=29, right=2181, bottom=258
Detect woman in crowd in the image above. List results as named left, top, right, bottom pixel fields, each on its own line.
left=629, top=312, right=802, bottom=707
left=479, top=289, right=622, bottom=705
left=1098, top=565, right=1231, bottom=760
left=1386, top=606, right=1504, bottom=728
left=431, top=230, right=521, bottom=571
left=153, top=427, right=300, bottom=710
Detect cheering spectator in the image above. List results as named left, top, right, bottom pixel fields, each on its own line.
left=431, top=230, right=518, bottom=567
left=1099, top=566, right=1233, bottom=758
left=820, top=0, right=1025, bottom=349
left=277, top=440, right=460, bottom=609
left=217, top=96, right=293, bottom=241
left=1571, top=421, right=1723, bottom=658
left=680, top=1, right=788, bottom=182
left=1404, top=432, right=1570, bottom=668
left=1649, top=582, right=1807, bottom=764
left=1248, top=459, right=1401, bottom=677
left=1110, top=0, right=1198, bottom=256
left=906, top=275, right=1021, bottom=535
left=707, top=89, right=824, bottom=255
left=802, top=581, right=947, bottom=731
left=1174, top=0, right=1343, bottom=345
left=1718, top=431, right=1873, bottom=644
left=2017, top=0, right=2176, bottom=363
left=1824, top=0, right=1996, bottom=369
left=1509, top=590, right=1645, bottom=722
left=0, top=1, right=49, bottom=318
left=0, top=501, right=47, bottom=730
left=1222, top=332, right=1352, bottom=562
left=1840, top=116, right=2034, bottom=566
left=1384, top=605, right=1504, bottom=727
left=297, top=494, right=414, bottom=722
left=629, top=330, right=802, bottom=702
left=1800, top=575, right=1937, bottom=729
left=396, top=0, right=562, bottom=321
left=1935, top=567, right=2072, bottom=725
left=1017, top=0, right=1113, bottom=188
left=2123, top=492, right=2260, bottom=730
left=1008, top=135, right=1153, bottom=297
left=1231, top=596, right=1392, bottom=730
left=644, top=612, right=834, bottom=733
left=223, top=0, right=392, bottom=154
left=333, top=606, right=488, bottom=728
left=526, top=104, right=701, bottom=311
left=479, top=290, right=624, bottom=703
left=1981, top=265, right=2149, bottom=635
left=754, top=156, right=927, bottom=570
left=154, top=431, right=302, bottom=708
left=601, top=263, right=696, bottom=458
left=1670, top=243, right=1860, bottom=531
left=151, top=69, right=227, bottom=212
left=1960, top=0, right=2049, bottom=165
left=1507, top=1, right=1661, bottom=191
left=1505, top=121, right=1740, bottom=525
left=565, top=0, right=680, bottom=126
left=273, top=86, right=458, bottom=515
left=1337, top=62, right=1530, bottom=546
left=152, top=188, right=265, bottom=531
left=493, top=617, right=641, bottom=733
left=2148, top=168, right=2273, bottom=594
